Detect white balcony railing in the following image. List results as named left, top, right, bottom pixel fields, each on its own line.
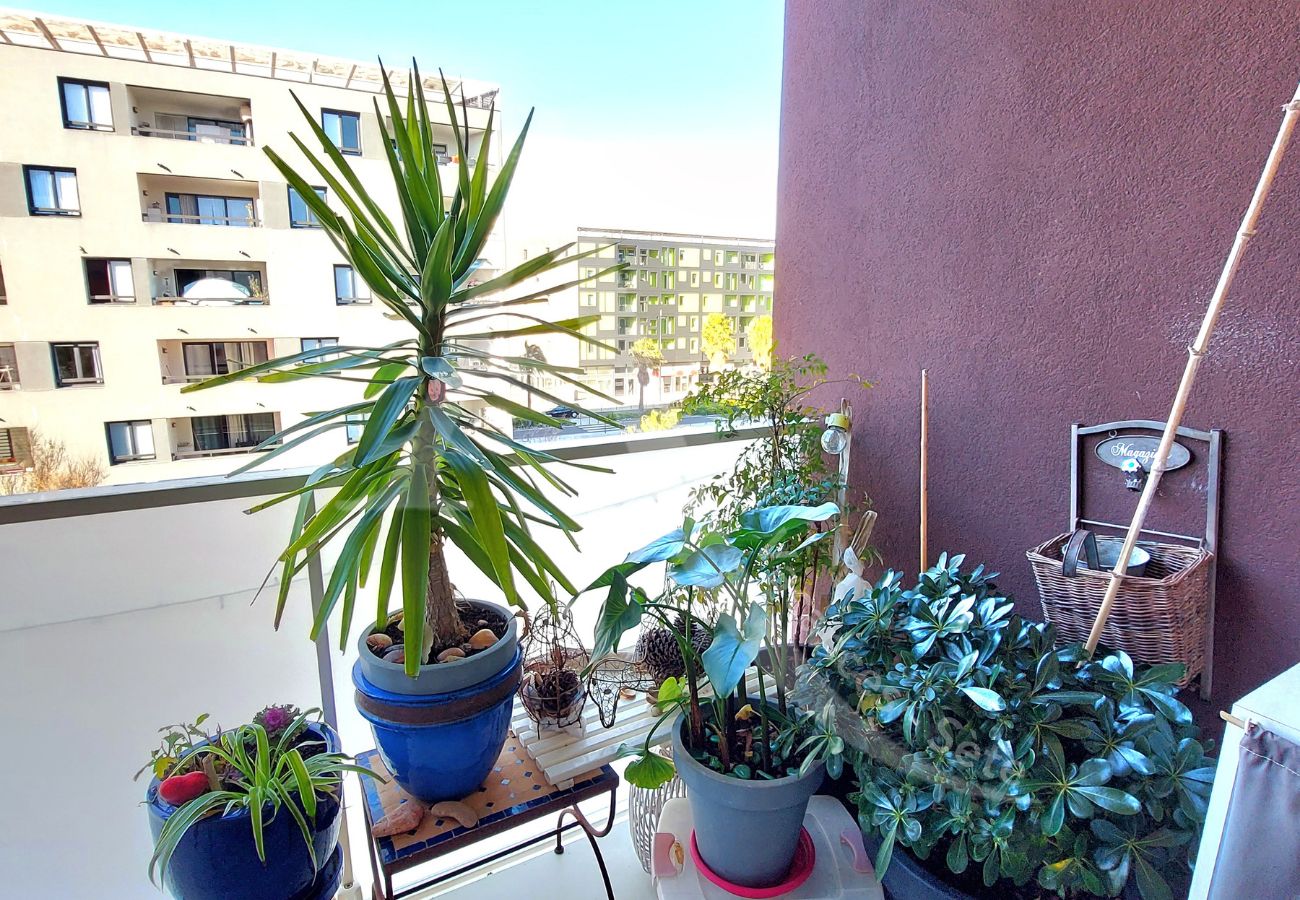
left=0, top=427, right=757, bottom=899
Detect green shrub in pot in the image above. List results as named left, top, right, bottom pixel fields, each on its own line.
left=806, top=554, right=1215, bottom=899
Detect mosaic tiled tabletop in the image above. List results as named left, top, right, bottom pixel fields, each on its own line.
left=358, top=733, right=618, bottom=870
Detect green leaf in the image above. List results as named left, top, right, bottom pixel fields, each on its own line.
left=1073, top=786, right=1141, bottom=815
left=669, top=543, right=744, bottom=589
left=355, top=376, right=419, bottom=465
left=441, top=448, right=517, bottom=607
left=736, top=502, right=839, bottom=535
left=588, top=571, right=644, bottom=662
left=959, top=686, right=1006, bottom=712
left=420, top=356, right=463, bottom=388
left=400, top=465, right=432, bottom=677
left=624, top=752, right=675, bottom=789
left=701, top=603, right=766, bottom=697
left=624, top=528, right=686, bottom=564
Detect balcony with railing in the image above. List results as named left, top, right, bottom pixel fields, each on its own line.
left=127, top=85, right=254, bottom=146
left=138, top=174, right=260, bottom=227
left=148, top=259, right=270, bottom=305
left=0, top=429, right=753, bottom=899
left=168, top=411, right=281, bottom=459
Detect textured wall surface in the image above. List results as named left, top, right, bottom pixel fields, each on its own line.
left=776, top=0, right=1299, bottom=712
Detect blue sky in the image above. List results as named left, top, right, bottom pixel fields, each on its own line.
left=43, top=0, right=786, bottom=244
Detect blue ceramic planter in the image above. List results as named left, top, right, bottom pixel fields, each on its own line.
left=145, top=724, right=344, bottom=900
left=353, top=646, right=522, bottom=802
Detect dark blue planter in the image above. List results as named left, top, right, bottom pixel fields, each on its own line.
left=145, top=724, right=344, bottom=900
left=353, top=646, right=522, bottom=802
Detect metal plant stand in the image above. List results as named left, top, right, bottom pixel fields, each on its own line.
left=357, top=734, right=618, bottom=899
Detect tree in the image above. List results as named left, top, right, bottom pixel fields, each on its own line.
left=702, top=312, right=736, bottom=370
left=0, top=430, right=106, bottom=495
left=186, top=69, right=624, bottom=674
left=746, top=314, right=774, bottom=370
left=630, top=336, right=664, bottom=412
left=522, top=341, right=547, bottom=410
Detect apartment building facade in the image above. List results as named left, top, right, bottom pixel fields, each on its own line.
left=0, top=11, right=501, bottom=485
left=567, top=227, right=774, bottom=407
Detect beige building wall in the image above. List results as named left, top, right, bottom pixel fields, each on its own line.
left=0, top=14, right=502, bottom=486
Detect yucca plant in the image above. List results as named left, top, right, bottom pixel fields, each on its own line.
left=185, top=65, right=623, bottom=674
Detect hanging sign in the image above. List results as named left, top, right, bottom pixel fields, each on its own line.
left=1096, top=435, right=1191, bottom=473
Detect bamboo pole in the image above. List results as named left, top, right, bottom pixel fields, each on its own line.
left=1085, top=82, right=1300, bottom=655
left=919, top=369, right=929, bottom=574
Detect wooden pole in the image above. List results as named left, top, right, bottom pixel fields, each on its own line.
left=919, top=369, right=929, bottom=575
left=1085, top=82, right=1300, bottom=655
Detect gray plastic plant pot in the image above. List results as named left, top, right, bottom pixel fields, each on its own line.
left=672, top=710, right=825, bottom=889
left=355, top=599, right=519, bottom=696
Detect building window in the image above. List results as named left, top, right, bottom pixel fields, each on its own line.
left=165, top=193, right=255, bottom=227
left=345, top=414, right=365, bottom=444
left=0, top=262, right=7, bottom=304
left=59, top=78, right=112, bottom=131
left=321, top=109, right=362, bottom=155
left=52, top=342, right=102, bottom=386
left=85, top=258, right=135, bottom=303
left=106, top=420, right=155, bottom=464
left=0, top=426, right=32, bottom=470
left=334, top=265, right=371, bottom=304
left=301, top=337, right=339, bottom=362
left=191, top=413, right=277, bottom=453
left=24, top=166, right=80, bottom=216
left=289, top=186, right=327, bottom=228
left=0, top=344, right=19, bottom=389
left=181, top=341, right=269, bottom=380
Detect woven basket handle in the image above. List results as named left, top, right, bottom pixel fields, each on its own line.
left=1061, top=529, right=1099, bottom=577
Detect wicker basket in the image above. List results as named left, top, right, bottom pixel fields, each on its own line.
left=1027, top=531, right=1213, bottom=686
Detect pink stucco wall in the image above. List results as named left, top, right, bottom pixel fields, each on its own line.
left=776, top=0, right=1300, bottom=712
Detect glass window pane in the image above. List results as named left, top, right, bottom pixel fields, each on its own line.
left=78, top=345, right=98, bottom=378
left=28, top=170, right=55, bottom=209
left=341, top=114, right=360, bottom=150
left=322, top=112, right=341, bottom=145
left=88, top=85, right=112, bottom=126
left=55, top=171, right=79, bottom=210
left=334, top=266, right=351, bottom=299
left=132, top=422, right=155, bottom=457
left=54, top=346, right=77, bottom=381
left=109, top=261, right=133, bottom=299
left=183, top=344, right=215, bottom=377
left=63, top=82, right=89, bottom=123
left=107, top=422, right=132, bottom=459
left=197, top=196, right=224, bottom=225
left=192, top=416, right=224, bottom=451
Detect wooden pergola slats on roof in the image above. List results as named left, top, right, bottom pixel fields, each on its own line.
left=0, top=10, right=497, bottom=104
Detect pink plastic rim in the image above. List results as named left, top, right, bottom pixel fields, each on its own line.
left=689, top=828, right=816, bottom=898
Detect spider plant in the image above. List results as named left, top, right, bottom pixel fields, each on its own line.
left=184, top=65, right=623, bottom=672
left=148, top=710, right=375, bottom=887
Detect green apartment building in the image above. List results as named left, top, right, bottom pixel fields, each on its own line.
left=571, top=227, right=774, bottom=406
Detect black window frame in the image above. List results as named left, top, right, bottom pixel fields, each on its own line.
left=58, top=77, right=113, bottom=131
left=288, top=186, right=327, bottom=229
left=24, top=165, right=81, bottom=216
left=190, top=412, right=278, bottom=453
left=84, top=258, right=136, bottom=304
left=163, top=192, right=256, bottom=227
left=105, top=419, right=156, bottom=464
left=51, top=341, right=103, bottom=387
left=321, top=109, right=362, bottom=156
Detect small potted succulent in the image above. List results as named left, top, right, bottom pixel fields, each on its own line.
left=806, top=554, right=1216, bottom=900
left=139, top=704, right=375, bottom=900
left=585, top=502, right=847, bottom=889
